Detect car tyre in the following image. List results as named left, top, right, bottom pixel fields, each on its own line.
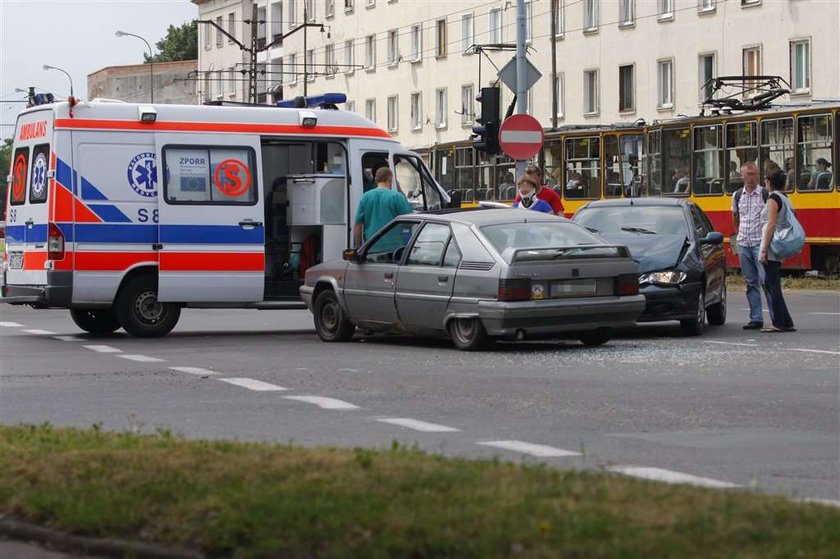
left=448, top=317, right=489, bottom=351
left=70, top=308, right=121, bottom=335
left=579, top=327, right=611, bottom=347
left=706, top=283, right=726, bottom=326
left=116, top=275, right=181, bottom=338
left=313, top=290, right=355, bottom=342
left=680, top=289, right=706, bottom=336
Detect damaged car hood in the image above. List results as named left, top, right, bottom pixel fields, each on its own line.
left=596, top=233, right=689, bottom=273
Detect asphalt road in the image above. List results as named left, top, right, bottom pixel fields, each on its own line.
left=1, top=290, right=838, bottom=512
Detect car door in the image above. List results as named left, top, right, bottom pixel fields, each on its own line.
left=395, top=222, right=459, bottom=331
left=342, top=219, right=421, bottom=325
left=690, top=204, right=725, bottom=302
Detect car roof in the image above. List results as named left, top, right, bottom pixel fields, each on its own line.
left=579, top=198, right=689, bottom=209
left=412, top=208, right=573, bottom=226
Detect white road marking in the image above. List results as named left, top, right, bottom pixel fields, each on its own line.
left=375, top=418, right=460, bottom=432
left=53, top=336, right=84, bottom=342
left=704, top=341, right=759, bottom=348
left=170, top=366, right=220, bottom=377
left=809, top=312, right=840, bottom=316
left=22, top=329, right=56, bottom=335
left=83, top=345, right=122, bottom=353
left=609, top=466, right=738, bottom=489
left=219, top=377, right=288, bottom=391
left=790, top=348, right=840, bottom=356
left=798, top=497, right=840, bottom=508
left=284, top=395, right=359, bottom=410
left=476, top=440, right=580, bottom=458
left=739, top=308, right=770, bottom=313
left=117, top=354, right=166, bottom=363
left=0, top=321, right=23, bottom=327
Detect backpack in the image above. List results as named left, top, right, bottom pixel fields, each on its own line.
left=769, top=194, right=806, bottom=259
left=733, top=186, right=769, bottom=214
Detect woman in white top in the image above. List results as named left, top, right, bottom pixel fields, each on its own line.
left=758, top=169, right=796, bottom=332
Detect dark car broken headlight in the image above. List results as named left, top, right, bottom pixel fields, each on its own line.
left=639, top=270, right=687, bottom=285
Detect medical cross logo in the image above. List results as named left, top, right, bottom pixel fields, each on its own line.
left=127, top=152, right=158, bottom=198
left=31, top=152, right=48, bottom=199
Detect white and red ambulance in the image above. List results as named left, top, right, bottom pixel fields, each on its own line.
left=3, top=96, right=455, bottom=336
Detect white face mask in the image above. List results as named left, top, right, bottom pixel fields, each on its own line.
left=519, top=190, right=534, bottom=206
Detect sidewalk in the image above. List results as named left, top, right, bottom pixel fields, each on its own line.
left=0, top=539, right=104, bottom=558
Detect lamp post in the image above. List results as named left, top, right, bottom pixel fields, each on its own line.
left=42, top=64, right=74, bottom=98
left=116, top=30, right=154, bottom=103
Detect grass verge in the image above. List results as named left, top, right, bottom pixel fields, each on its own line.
left=726, top=272, right=840, bottom=290
left=1, top=424, right=838, bottom=559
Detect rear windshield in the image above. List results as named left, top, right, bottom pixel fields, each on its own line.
left=480, top=222, right=602, bottom=253
left=574, top=206, right=689, bottom=236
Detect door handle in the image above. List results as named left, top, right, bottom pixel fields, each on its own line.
left=383, top=272, right=394, bottom=279
left=25, top=219, right=34, bottom=228
left=238, top=220, right=263, bottom=229
left=437, top=275, right=449, bottom=282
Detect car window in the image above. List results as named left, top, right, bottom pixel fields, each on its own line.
left=574, top=206, right=689, bottom=236
left=365, top=221, right=421, bottom=263
left=442, top=237, right=462, bottom=268
left=406, top=223, right=450, bottom=266
left=689, top=206, right=709, bottom=237
left=480, top=222, right=601, bottom=253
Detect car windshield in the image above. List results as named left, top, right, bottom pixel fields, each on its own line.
left=574, top=206, right=689, bottom=236
left=480, top=222, right=602, bottom=253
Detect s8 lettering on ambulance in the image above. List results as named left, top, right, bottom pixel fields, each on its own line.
left=2, top=95, right=455, bottom=337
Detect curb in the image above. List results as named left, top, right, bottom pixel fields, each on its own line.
left=0, top=517, right=203, bottom=559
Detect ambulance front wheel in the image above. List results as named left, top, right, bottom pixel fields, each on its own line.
left=116, top=275, right=181, bottom=338
left=69, top=308, right=122, bottom=335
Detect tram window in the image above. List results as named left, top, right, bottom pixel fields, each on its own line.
left=564, top=136, right=600, bottom=199
left=604, top=135, right=622, bottom=197
left=725, top=121, right=757, bottom=194
left=759, top=118, right=795, bottom=192
left=544, top=141, right=564, bottom=197
left=621, top=134, right=643, bottom=197
left=662, top=128, right=691, bottom=195
left=692, top=125, right=724, bottom=196
left=797, top=114, right=834, bottom=191
left=644, top=130, right=661, bottom=196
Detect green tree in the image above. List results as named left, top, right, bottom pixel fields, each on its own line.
left=145, top=20, right=198, bottom=63
left=0, top=137, right=12, bottom=216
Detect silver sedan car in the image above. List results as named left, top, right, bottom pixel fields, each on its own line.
left=300, top=209, right=645, bottom=350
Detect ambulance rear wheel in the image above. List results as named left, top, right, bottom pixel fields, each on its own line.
left=116, top=275, right=181, bottom=338
left=69, top=308, right=121, bottom=335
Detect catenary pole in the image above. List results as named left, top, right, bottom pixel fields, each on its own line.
left=515, top=0, right=527, bottom=178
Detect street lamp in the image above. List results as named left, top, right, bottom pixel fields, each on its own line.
left=42, top=64, right=74, bottom=98
left=116, top=30, right=155, bottom=103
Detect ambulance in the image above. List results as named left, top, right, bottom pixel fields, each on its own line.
left=2, top=95, right=457, bottom=336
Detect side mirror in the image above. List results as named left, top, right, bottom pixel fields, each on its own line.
left=343, top=248, right=364, bottom=263
left=447, top=189, right=462, bottom=208
left=701, top=232, right=724, bottom=245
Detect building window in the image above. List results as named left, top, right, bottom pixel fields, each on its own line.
left=203, top=73, right=210, bottom=100
left=741, top=0, right=761, bottom=6
left=216, top=70, right=223, bottom=98
left=699, top=52, right=716, bottom=102
left=555, top=0, right=565, bottom=37
left=215, top=16, right=223, bottom=46
left=203, top=24, right=211, bottom=49
left=345, top=0, right=354, bottom=12
left=554, top=73, right=564, bottom=118
left=387, top=96, right=398, bottom=132
left=228, top=68, right=236, bottom=93
left=344, top=40, right=354, bottom=74
left=583, top=69, right=598, bottom=115
left=346, top=100, right=355, bottom=113
left=435, top=88, right=447, bottom=128
left=657, top=58, right=674, bottom=109
left=620, top=0, right=634, bottom=26
left=583, top=0, right=598, bottom=32
left=619, top=64, right=634, bottom=112
left=305, top=0, right=316, bottom=21
left=436, top=19, right=447, bottom=57
left=288, top=53, right=297, bottom=84
left=525, top=1, right=533, bottom=41
left=489, top=8, right=502, bottom=43
left=742, top=45, right=761, bottom=92
left=658, top=0, right=674, bottom=20
left=461, top=85, right=474, bottom=126
left=288, top=0, right=297, bottom=29
left=228, top=12, right=236, bottom=42
left=790, top=39, right=811, bottom=94
left=271, top=2, right=283, bottom=42
left=366, top=0, right=375, bottom=7
left=306, top=50, right=315, bottom=81
left=365, top=98, right=376, bottom=122
left=365, top=34, right=376, bottom=69
left=410, top=24, right=422, bottom=61
left=325, top=44, right=337, bottom=76
left=699, top=0, right=716, bottom=11
left=256, top=6, right=267, bottom=48
left=387, top=29, right=399, bottom=65
left=411, top=92, right=422, bottom=130
left=461, top=13, right=474, bottom=52
left=326, top=0, right=335, bottom=18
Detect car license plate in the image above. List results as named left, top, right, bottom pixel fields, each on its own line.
left=8, top=253, right=23, bottom=270
left=552, top=279, right=597, bottom=297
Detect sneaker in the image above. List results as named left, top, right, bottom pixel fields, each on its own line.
left=742, top=321, right=763, bottom=330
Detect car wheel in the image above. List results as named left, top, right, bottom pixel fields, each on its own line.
left=116, top=275, right=181, bottom=338
left=313, top=290, right=355, bottom=342
left=448, top=317, right=489, bottom=351
left=707, top=283, right=726, bottom=326
left=680, top=289, right=706, bottom=336
left=579, top=327, right=611, bottom=347
left=70, top=308, right=121, bottom=335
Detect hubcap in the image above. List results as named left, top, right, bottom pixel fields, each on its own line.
left=321, top=301, right=339, bottom=332
left=135, top=290, right=164, bottom=323
left=454, top=318, right=474, bottom=341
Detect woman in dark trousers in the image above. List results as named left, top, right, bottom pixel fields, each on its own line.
left=758, top=169, right=796, bottom=333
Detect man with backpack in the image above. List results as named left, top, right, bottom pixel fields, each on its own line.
left=732, top=162, right=774, bottom=329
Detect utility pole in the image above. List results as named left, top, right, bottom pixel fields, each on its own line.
left=303, top=3, right=309, bottom=96
left=249, top=3, right=259, bottom=103
left=550, top=0, right=558, bottom=130
left=515, top=0, right=528, bottom=178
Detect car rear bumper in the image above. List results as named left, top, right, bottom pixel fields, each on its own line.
left=1, top=271, right=73, bottom=307
left=637, top=282, right=701, bottom=322
left=477, top=295, right=646, bottom=337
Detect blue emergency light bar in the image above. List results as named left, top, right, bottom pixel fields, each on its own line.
left=276, top=93, right=347, bottom=110
left=32, top=93, right=55, bottom=106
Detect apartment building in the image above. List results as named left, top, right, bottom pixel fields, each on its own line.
left=195, top=0, right=839, bottom=152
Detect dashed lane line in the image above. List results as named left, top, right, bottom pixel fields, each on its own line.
left=117, top=354, right=166, bottom=363
left=284, top=396, right=360, bottom=410
left=170, top=366, right=221, bottom=377
left=83, top=345, right=122, bottom=354
left=704, top=340, right=759, bottom=348
left=22, top=329, right=57, bottom=335
left=790, top=348, right=840, bottom=356
left=476, top=440, right=581, bottom=458
left=219, top=377, right=288, bottom=391
left=609, top=466, right=739, bottom=489
left=0, top=321, right=23, bottom=327
left=375, top=418, right=461, bottom=432
left=808, top=312, right=840, bottom=316
left=53, top=336, right=84, bottom=342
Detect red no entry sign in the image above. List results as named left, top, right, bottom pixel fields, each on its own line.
left=499, top=114, right=544, bottom=160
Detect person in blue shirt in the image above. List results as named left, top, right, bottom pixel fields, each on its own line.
left=512, top=175, right=553, bottom=213
left=354, top=166, right=414, bottom=247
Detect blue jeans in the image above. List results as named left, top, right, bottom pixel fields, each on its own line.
left=739, top=245, right=774, bottom=324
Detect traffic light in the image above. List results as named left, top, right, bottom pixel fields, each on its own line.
left=472, top=86, right=500, bottom=155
